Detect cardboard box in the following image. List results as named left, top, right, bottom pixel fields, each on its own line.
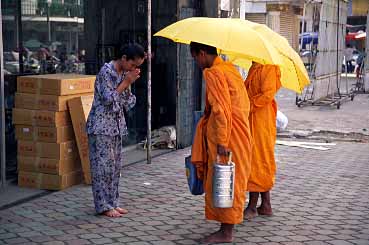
left=13, top=108, right=71, bottom=127
left=15, top=125, right=74, bottom=143
left=18, top=156, right=81, bottom=175
left=68, top=95, right=94, bottom=184
left=15, top=92, right=93, bottom=111
left=17, top=140, right=78, bottom=159
left=17, top=74, right=95, bottom=95
left=18, top=170, right=82, bottom=190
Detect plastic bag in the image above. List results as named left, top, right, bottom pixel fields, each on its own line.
left=276, top=110, right=288, bottom=132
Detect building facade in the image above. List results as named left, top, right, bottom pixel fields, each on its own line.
left=1, top=0, right=232, bottom=187
left=242, top=0, right=304, bottom=50
left=1, top=0, right=85, bottom=187
left=349, top=0, right=369, bottom=17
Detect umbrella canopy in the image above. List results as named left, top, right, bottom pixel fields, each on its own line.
left=155, top=17, right=310, bottom=94
left=299, top=32, right=318, bottom=46
left=355, top=32, right=366, bottom=40
left=24, top=39, right=45, bottom=49
left=154, top=17, right=282, bottom=66
left=346, top=32, right=366, bottom=41
left=230, top=22, right=310, bottom=94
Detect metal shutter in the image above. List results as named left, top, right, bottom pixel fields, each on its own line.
left=245, top=13, right=267, bottom=25
left=280, top=11, right=295, bottom=48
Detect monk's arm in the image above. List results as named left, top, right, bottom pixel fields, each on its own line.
left=204, top=70, right=232, bottom=148
left=251, top=66, right=279, bottom=110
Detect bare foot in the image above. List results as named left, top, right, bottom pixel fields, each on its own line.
left=201, top=229, right=233, bottom=244
left=244, top=207, right=258, bottom=220
left=257, top=205, right=273, bottom=216
left=115, top=207, right=128, bottom=214
left=102, top=209, right=122, bottom=218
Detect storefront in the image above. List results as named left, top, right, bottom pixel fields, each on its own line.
left=1, top=0, right=85, bottom=187
left=1, top=0, right=206, bottom=188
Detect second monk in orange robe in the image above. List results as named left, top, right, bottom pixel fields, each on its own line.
left=190, top=42, right=252, bottom=243
left=244, top=62, right=281, bottom=220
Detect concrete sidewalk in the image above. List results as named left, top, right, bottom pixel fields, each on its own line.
left=0, top=147, right=173, bottom=210
left=276, top=89, right=369, bottom=136
left=1, top=141, right=368, bottom=244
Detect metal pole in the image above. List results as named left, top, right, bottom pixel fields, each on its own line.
left=300, top=2, right=306, bottom=52
left=47, top=3, right=51, bottom=43
left=101, top=8, right=105, bottom=64
left=16, top=0, right=24, bottom=74
left=0, top=1, right=7, bottom=188
left=76, top=18, right=79, bottom=55
left=336, top=0, right=341, bottom=97
left=147, top=0, right=152, bottom=164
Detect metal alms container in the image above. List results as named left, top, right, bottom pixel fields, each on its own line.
left=212, top=152, right=235, bottom=208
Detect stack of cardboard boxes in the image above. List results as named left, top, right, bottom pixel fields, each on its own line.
left=13, top=74, right=95, bottom=190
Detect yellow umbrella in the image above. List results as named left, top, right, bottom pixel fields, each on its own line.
left=155, top=17, right=310, bottom=94
left=228, top=22, right=310, bottom=93
left=154, top=17, right=283, bottom=66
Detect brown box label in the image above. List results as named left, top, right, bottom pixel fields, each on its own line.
left=17, top=74, right=95, bottom=95
left=15, top=125, right=74, bottom=143
left=18, top=156, right=81, bottom=175
left=15, top=92, right=94, bottom=111
left=17, top=140, right=78, bottom=159
left=13, top=108, right=71, bottom=127
left=18, top=170, right=82, bottom=190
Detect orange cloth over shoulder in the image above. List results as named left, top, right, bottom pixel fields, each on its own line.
left=192, top=56, right=252, bottom=224
left=244, top=63, right=281, bottom=192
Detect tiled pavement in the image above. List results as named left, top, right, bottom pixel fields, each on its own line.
left=1, top=142, right=369, bottom=244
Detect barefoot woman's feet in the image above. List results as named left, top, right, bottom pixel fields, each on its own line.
left=102, top=209, right=122, bottom=218
left=115, top=207, right=128, bottom=214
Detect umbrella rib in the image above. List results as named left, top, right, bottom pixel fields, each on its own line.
left=280, top=53, right=307, bottom=94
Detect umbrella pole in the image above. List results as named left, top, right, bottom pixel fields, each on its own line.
left=147, top=0, right=152, bottom=164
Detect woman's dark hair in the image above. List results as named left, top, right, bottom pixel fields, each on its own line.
left=114, top=43, right=145, bottom=61
left=190, top=42, right=218, bottom=55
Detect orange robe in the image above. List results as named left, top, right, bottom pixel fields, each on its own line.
left=192, top=57, right=252, bottom=224
left=244, top=63, right=281, bottom=193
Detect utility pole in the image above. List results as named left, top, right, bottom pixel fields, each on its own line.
left=101, top=8, right=105, bottom=65
left=47, top=0, right=52, bottom=43
left=147, top=0, right=152, bottom=164
left=336, top=0, right=341, bottom=97
left=16, top=0, right=23, bottom=74
left=0, top=0, right=6, bottom=188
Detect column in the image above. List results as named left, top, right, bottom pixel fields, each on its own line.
left=267, top=11, right=280, bottom=33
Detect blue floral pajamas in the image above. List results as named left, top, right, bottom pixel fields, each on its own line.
left=88, top=134, right=123, bottom=213
left=86, top=61, right=136, bottom=214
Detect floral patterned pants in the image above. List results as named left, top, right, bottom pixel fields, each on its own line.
left=88, top=134, right=123, bottom=214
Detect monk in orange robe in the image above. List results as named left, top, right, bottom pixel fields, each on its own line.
left=190, top=42, right=252, bottom=243
left=243, top=62, right=281, bottom=220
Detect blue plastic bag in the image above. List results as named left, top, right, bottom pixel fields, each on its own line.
left=185, top=155, right=204, bottom=195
